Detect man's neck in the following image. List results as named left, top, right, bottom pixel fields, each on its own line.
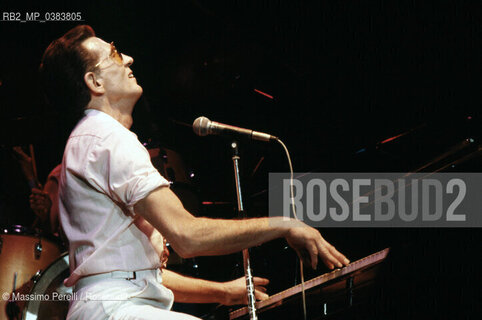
left=86, top=97, right=134, bottom=129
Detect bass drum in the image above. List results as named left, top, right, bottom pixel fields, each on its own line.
left=22, top=253, right=70, bottom=320
left=0, top=225, right=62, bottom=320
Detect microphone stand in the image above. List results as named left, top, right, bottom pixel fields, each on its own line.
left=230, top=141, right=258, bottom=320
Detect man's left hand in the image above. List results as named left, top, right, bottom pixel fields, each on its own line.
left=221, top=276, right=269, bottom=306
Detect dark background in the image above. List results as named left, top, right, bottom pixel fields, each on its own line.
left=1, top=1, right=481, bottom=319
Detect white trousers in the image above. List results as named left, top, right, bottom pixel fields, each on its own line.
left=67, top=269, right=201, bottom=320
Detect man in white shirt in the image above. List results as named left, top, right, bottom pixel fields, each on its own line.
left=39, top=25, right=349, bottom=320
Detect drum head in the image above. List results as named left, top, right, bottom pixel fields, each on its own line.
left=1, top=225, right=63, bottom=320
left=23, top=253, right=70, bottom=320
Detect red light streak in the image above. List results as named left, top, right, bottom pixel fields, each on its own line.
left=254, top=89, right=274, bottom=99
left=380, top=133, right=405, bottom=145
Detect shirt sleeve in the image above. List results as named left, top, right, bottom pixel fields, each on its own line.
left=83, top=129, right=170, bottom=214
left=47, top=164, right=62, bottom=183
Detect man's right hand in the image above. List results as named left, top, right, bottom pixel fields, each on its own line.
left=29, top=188, right=51, bottom=221
left=285, top=222, right=350, bottom=270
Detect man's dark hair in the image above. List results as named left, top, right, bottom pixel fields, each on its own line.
left=39, top=25, right=98, bottom=127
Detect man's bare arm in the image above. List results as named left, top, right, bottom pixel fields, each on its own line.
left=162, top=269, right=269, bottom=305
left=134, top=216, right=269, bottom=305
left=134, top=187, right=287, bottom=257
left=134, top=186, right=349, bottom=269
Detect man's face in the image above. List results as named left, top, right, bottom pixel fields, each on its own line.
left=82, top=37, right=142, bottom=102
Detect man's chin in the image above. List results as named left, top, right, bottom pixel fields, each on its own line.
left=133, top=85, right=143, bottom=99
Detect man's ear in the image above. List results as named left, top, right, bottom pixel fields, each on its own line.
left=84, top=72, right=105, bottom=95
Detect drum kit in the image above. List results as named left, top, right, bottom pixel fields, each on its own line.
left=0, top=226, right=68, bottom=320
left=1, top=146, right=199, bottom=320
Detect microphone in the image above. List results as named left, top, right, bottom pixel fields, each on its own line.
left=192, top=116, right=277, bottom=142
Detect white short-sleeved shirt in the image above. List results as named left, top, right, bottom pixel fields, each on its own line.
left=59, top=109, right=170, bottom=287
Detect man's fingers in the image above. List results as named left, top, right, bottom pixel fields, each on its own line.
left=297, top=243, right=321, bottom=270
left=328, top=245, right=350, bottom=266
left=310, top=254, right=318, bottom=270
left=255, top=289, right=269, bottom=301
left=286, top=226, right=350, bottom=270
left=318, top=241, right=350, bottom=269
left=30, top=197, right=45, bottom=205
left=253, top=277, right=269, bottom=294
left=324, top=241, right=350, bottom=266
left=308, top=243, right=319, bottom=269
left=255, top=286, right=267, bottom=293
left=320, top=256, right=335, bottom=270
left=253, top=277, right=270, bottom=286
left=318, top=245, right=340, bottom=269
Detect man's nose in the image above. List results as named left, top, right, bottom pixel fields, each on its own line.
left=122, top=54, right=133, bottom=67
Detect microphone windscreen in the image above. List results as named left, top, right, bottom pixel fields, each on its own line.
left=193, top=116, right=211, bottom=136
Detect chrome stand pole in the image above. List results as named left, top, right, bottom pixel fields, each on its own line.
left=231, top=141, right=257, bottom=320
